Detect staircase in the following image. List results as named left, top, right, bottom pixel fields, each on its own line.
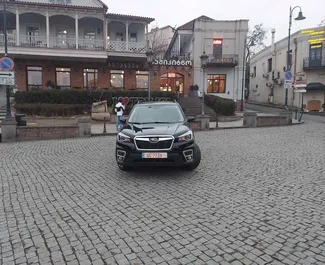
left=0, top=107, right=6, bottom=125
left=178, top=97, right=217, bottom=121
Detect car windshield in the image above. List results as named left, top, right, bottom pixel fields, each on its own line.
left=128, top=104, right=185, bottom=124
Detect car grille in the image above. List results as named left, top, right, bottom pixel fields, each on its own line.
left=135, top=136, right=173, bottom=150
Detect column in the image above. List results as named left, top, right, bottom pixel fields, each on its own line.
left=178, top=34, right=181, bottom=55
left=75, top=14, right=79, bottom=49
left=145, top=24, right=149, bottom=49
left=103, top=17, right=107, bottom=49
left=46, top=11, right=50, bottom=48
left=125, top=21, right=129, bottom=51
left=16, top=9, right=20, bottom=46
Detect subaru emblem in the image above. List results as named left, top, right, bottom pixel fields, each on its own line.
left=149, top=137, right=159, bottom=143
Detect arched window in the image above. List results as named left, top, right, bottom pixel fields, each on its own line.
left=160, top=72, right=184, bottom=94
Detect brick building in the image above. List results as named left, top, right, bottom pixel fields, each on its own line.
left=0, top=0, right=158, bottom=93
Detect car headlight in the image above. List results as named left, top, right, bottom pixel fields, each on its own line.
left=117, top=132, right=131, bottom=143
left=178, top=130, right=193, bottom=142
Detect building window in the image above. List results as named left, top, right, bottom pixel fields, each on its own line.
left=110, top=70, right=124, bottom=88
left=136, top=71, right=149, bottom=89
left=83, top=69, right=98, bottom=89
left=267, top=58, right=272, bottom=72
left=253, top=66, right=256, bottom=78
left=56, top=68, right=71, bottom=89
left=213, top=38, right=223, bottom=59
left=116, top=33, right=124, bottom=42
left=84, top=29, right=96, bottom=40
left=207, top=74, right=226, bottom=93
left=27, top=66, right=42, bottom=91
left=130, top=33, right=137, bottom=42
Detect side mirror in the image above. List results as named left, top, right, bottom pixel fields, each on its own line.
left=187, top=116, right=195, bottom=122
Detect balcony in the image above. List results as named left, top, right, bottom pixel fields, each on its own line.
left=303, top=56, right=325, bottom=70
left=0, top=34, right=148, bottom=54
left=107, top=41, right=146, bottom=53
left=166, top=52, right=191, bottom=61
left=206, top=54, right=239, bottom=67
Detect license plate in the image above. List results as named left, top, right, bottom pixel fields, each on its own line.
left=142, top=153, right=168, bottom=159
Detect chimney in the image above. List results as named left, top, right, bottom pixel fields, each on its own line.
left=271, top=28, right=276, bottom=55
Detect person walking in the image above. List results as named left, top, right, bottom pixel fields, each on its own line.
left=115, top=98, right=125, bottom=131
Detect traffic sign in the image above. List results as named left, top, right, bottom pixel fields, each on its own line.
left=285, top=71, right=292, bottom=80
left=0, top=57, right=15, bottom=71
left=0, top=71, right=15, bottom=85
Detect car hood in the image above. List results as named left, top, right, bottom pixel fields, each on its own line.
left=122, top=122, right=189, bottom=137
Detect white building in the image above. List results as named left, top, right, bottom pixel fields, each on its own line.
left=165, top=15, right=249, bottom=105
left=249, top=26, right=325, bottom=111
left=147, top=25, right=175, bottom=59
left=0, top=0, right=154, bottom=91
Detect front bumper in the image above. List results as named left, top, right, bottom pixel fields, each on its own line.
left=116, top=141, right=199, bottom=167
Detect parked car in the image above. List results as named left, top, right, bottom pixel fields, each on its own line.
left=115, top=101, right=201, bottom=171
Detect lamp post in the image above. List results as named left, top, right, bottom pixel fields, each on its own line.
left=200, top=51, right=208, bottom=115
left=240, top=37, right=247, bottom=112
left=2, top=0, right=13, bottom=121
left=285, top=5, right=306, bottom=107
left=145, top=48, right=154, bottom=102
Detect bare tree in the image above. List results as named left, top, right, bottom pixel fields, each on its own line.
left=245, top=24, right=267, bottom=99
left=148, top=26, right=174, bottom=59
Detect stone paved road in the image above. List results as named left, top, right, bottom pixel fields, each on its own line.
left=1, top=121, right=325, bottom=265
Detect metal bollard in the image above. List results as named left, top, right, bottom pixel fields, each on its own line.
left=215, top=115, right=218, bottom=128
left=103, top=117, right=107, bottom=133
left=294, top=108, right=298, bottom=119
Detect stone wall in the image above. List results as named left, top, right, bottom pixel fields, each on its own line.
left=243, top=112, right=293, bottom=128
left=16, top=126, right=79, bottom=141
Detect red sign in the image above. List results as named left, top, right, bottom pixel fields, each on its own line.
left=213, top=38, right=223, bottom=45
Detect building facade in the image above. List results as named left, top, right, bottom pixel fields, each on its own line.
left=249, top=26, right=325, bottom=111
left=164, top=16, right=249, bottom=105
left=0, top=0, right=154, bottom=92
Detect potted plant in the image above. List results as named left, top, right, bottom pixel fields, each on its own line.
left=46, top=80, right=55, bottom=90
left=189, top=84, right=199, bottom=97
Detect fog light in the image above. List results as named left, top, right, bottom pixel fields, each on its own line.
left=117, top=150, right=126, bottom=162
left=183, top=150, right=193, bottom=161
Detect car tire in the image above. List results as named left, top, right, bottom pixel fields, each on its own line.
left=184, top=145, right=201, bottom=170
left=117, top=163, right=131, bottom=171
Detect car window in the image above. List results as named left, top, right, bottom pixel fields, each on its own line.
left=128, top=104, right=185, bottom=124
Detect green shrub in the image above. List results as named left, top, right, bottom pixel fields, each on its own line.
left=14, top=89, right=177, bottom=106
left=204, top=95, right=236, bottom=116
left=14, top=103, right=90, bottom=117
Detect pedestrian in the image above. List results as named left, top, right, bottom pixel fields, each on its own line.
left=115, top=98, right=125, bottom=131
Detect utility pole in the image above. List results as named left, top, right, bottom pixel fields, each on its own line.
left=2, top=0, right=13, bottom=121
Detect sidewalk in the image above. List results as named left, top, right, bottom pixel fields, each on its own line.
left=91, top=119, right=245, bottom=135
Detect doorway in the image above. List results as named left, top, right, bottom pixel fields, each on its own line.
left=160, top=72, right=184, bottom=94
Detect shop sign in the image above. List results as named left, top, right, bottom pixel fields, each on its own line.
left=152, top=59, right=192, bottom=67
left=112, top=96, right=172, bottom=106
left=108, top=61, right=144, bottom=69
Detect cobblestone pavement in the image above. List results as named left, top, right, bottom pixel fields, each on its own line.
left=1, top=121, right=325, bottom=265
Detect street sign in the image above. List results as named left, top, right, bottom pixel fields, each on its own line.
left=285, top=71, right=292, bottom=80
left=0, top=71, right=15, bottom=85
left=0, top=57, right=14, bottom=71
left=294, top=89, right=307, bottom=93
left=284, top=79, right=292, bottom=89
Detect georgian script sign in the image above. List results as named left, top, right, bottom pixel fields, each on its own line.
left=108, top=61, right=144, bottom=69
left=152, top=59, right=192, bottom=67
left=112, top=97, right=172, bottom=106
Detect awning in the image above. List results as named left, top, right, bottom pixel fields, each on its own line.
left=305, top=82, right=325, bottom=91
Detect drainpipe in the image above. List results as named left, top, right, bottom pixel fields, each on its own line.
left=270, top=29, right=276, bottom=103
left=292, top=38, right=298, bottom=107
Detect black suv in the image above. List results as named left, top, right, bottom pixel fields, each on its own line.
left=115, top=101, right=201, bottom=171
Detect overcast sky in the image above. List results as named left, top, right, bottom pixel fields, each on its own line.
left=104, top=0, right=325, bottom=45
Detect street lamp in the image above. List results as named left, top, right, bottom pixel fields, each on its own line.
left=145, top=47, right=154, bottom=101
left=2, top=0, right=13, bottom=121
left=285, top=5, right=306, bottom=107
left=200, top=51, right=208, bottom=115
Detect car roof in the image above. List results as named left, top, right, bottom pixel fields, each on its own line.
left=135, top=101, right=179, bottom=106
